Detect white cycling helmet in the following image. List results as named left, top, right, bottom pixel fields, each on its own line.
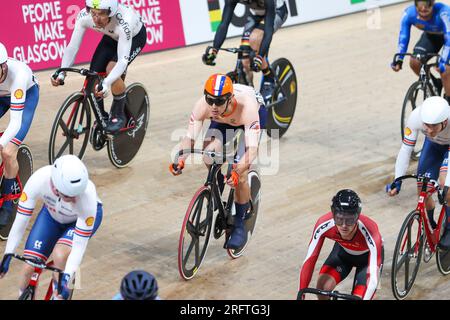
left=51, top=155, right=89, bottom=197
left=0, top=43, right=8, bottom=64
left=420, top=96, right=450, bottom=124
left=85, top=0, right=118, bottom=17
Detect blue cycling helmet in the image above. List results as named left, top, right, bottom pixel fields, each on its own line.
left=414, top=0, right=435, bottom=6
left=120, top=270, right=158, bottom=300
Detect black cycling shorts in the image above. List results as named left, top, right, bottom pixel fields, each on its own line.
left=90, top=25, right=147, bottom=74
left=413, top=32, right=444, bottom=59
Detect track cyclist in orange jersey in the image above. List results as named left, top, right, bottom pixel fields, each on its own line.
left=170, top=74, right=262, bottom=249
left=0, top=43, right=40, bottom=228
left=203, top=0, right=288, bottom=101
left=299, top=190, right=384, bottom=300
left=392, top=0, right=450, bottom=102
left=51, top=0, right=146, bottom=135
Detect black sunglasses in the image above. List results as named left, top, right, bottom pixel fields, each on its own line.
left=333, top=213, right=358, bottom=226
left=205, top=94, right=229, bottom=106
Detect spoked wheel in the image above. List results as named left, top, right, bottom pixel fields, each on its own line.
left=227, top=169, right=261, bottom=259
left=436, top=218, right=450, bottom=275
left=400, top=81, right=435, bottom=161
left=48, top=92, right=91, bottom=164
left=178, top=186, right=214, bottom=280
left=18, top=286, right=35, bottom=300
left=0, top=144, right=33, bottom=240
left=391, top=210, right=424, bottom=300
left=265, top=58, right=297, bottom=139
left=107, top=83, right=150, bottom=168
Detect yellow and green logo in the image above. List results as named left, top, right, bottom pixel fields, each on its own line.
left=207, top=0, right=222, bottom=32
left=92, top=0, right=101, bottom=9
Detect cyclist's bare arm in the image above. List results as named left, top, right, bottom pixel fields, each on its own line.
left=178, top=99, right=209, bottom=163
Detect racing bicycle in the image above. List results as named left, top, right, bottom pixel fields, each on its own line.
left=390, top=174, right=450, bottom=300
left=176, top=134, right=261, bottom=280
left=205, top=46, right=297, bottom=139
left=394, top=53, right=442, bottom=160
left=49, top=67, right=150, bottom=168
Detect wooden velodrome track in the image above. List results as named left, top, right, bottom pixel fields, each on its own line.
left=1, top=2, right=450, bottom=300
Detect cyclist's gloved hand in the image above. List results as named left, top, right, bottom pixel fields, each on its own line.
left=226, top=169, right=239, bottom=188
left=51, top=71, right=66, bottom=86
left=386, top=180, right=402, bottom=195
left=391, top=59, right=403, bottom=72
left=58, top=273, right=72, bottom=300
left=169, top=159, right=185, bottom=176
left=252, top=55, right=264, bottom=72
left=438, top=60, right=447, bottom=74
left=0, top=254, right=13, bottom=278
left=202, top=47, right=218, bottom=66
left=95, top=81, right=110, bottom=98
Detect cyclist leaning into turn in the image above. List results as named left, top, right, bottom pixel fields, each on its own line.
left=0, top=43, right=40, bottom=229
left=387, top=96, right=450, bottom=250
left=299, top=190, right=384, bottom=300
left=51, top=0, right=146, bottom=135
left=170, top=74, right=262, bottom=250
left=0, top=155, right=102, bottom=300
left=202, top=0, right=288, bottom=101
left=392, top=0, right=450, bottom=101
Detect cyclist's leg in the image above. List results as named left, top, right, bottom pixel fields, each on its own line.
left=417, top=138, right=447, bottom=228
left=105, top=25, right=146, bottom=134
left=411, top=32, right=437, bottom=75
left=1, top=85, right=39, bottom=220
left=20, top=206, right=62, bottom=296
left=90, top=35, right=116, bottom=119
left=241, top=15, right=259, bottom=85
left=51, top=203, right=103, bottom=292
left=317, top=243, right=353, bottom=300
left=227, top=127, right=252, bottom=249
left=204, top=121, right=227, bottom=193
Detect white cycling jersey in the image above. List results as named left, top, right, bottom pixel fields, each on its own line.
left=4, top=166, right=101, bottom=277
left=61, top=4, right=143, bottom=89
left=0, top=58, right=37, bottom=147
left=395, top=105, right=450, bottom=183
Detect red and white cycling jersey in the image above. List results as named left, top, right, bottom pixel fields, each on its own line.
left=299, top=212, right=383, bottom=300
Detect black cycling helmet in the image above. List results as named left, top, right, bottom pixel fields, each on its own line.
left=331, top=189, right=362, bottom=216
left=120, top=270, right=158, bottom=300
left=414, top=0, right=435, bottom=7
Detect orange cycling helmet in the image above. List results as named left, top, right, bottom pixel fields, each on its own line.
left=204, top=74, right=233, bottom=105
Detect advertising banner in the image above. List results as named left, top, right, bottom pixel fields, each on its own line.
left=1, top=0, right=186, bottom=71
left=180, top=0, right=409, bottom=45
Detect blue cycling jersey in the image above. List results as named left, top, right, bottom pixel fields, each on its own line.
left=398, top=3, right=450, bottom=63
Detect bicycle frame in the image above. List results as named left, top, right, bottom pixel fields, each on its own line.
left=54, top=68, right=136, bottom=134
left=395, top=175, right=446, bottom=254
left=11, top=254, right=63, bottom=300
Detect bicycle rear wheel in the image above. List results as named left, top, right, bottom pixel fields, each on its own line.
left=391, top=210, right=423, bottom=300
left=178, top=186, right=214, bottom=280
left=48, top=92, right=91, bottom=164
left=0, top=144, right=33, bottom=240
left=265, top=58, right=297, bottom=139
left=227, top=169, right=261, bottom=259
left=107, top=83, right=150, bottom=168
left=400, top=81, right=435, bottom=161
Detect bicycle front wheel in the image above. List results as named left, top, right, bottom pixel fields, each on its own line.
left=391, top=210, right=424, bottom=300
left=178, top=186, right=214, bottom=280
left=18, top=286, right=35, bottom=300
left=265, top=58, right=297, bottom=139
left=400, top=81, right=434, bottom=161
left=107, top=83, right=150, bottom=168
left=48, top=92, right=92, bottom=164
